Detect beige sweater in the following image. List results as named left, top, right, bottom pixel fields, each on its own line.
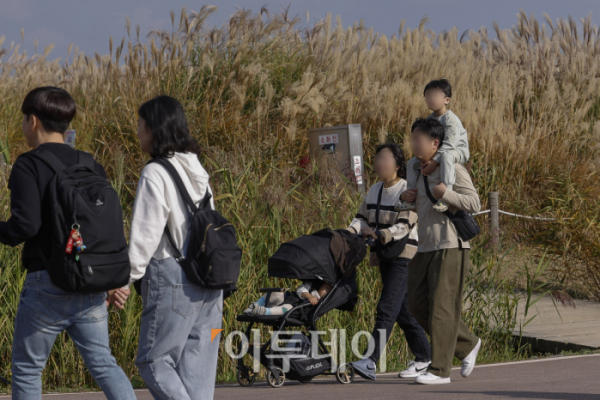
left=348, top=179, right=418, bottom=265
left=414, top=163, right=481, bottom=252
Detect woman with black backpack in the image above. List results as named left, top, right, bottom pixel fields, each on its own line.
left=346, top=143, right=432, bottom=381
left=117, top=96, right=223, bottom=400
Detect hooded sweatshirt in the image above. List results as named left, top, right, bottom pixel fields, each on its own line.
left=127, top=152, right=214, bottom=285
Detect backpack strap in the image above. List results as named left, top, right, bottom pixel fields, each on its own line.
left=78, top=151, right=96, bottom=171
left=421, top=175, right=437, bottom=205
left=374, top=183, right=384, bottom=230
left=151, top=157, right=203, bottom=213
left=163, top=225, right=185, bottom=261
left=423, top=175, right=455, bottom=219
left=149, top=157, right=213, bottom=262
left=28, top=149, right=97, bottom=174
left=28, top=148, right=66, bottom=173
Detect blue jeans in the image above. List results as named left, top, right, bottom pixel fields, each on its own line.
left=136, top=257, right=223, bottom=400
left=11, top=270, right=136, bottom=400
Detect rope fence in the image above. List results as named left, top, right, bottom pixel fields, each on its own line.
left=0, top=161, right=569, bottom=224
left=473, top=208, right=570, bottom=221
left=475, top=192, right=572, bottom=248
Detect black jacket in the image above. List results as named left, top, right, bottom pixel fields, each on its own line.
left=0, top=143, right=107, bottom=272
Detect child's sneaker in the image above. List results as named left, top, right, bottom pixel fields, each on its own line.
left=394, top=201, right=416, bottom=212
left=242, top=303, right=257, bottom=315
left=244, top=303, right=267, bottom=316
left=433, top=201, right=449, bottom=213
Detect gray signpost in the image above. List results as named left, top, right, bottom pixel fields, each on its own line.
left=307, top=124, right=365, bottom=194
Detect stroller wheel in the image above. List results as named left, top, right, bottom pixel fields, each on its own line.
left=236, top=369, right=256, bottom=387
left=336, top=363, right=355, bottom=384
left=266, top=367, right=286, bottom=388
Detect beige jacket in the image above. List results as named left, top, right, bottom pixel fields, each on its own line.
left=414, top=163, right=480, bottom=253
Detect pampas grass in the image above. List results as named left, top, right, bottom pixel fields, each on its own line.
left=0, top=6, right=599, bottom=389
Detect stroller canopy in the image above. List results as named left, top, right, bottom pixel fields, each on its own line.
left=267, top=229, right=367, bottom=313
left=268, top=228, right=366, bottom=285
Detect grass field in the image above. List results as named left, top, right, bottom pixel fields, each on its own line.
left=1, top=6, right=599, bottom=390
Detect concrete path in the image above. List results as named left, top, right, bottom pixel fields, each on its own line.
left=2, top=294, right=598, bottom=399
left=513, top=295, right=600, bottom=353
left=2, top=354, right=599, bottom=399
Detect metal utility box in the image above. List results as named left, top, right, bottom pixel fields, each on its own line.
left=308, top=124, right=365, bottom=194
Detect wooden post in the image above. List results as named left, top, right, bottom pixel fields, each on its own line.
left=489, top=191, right=499, bottom=248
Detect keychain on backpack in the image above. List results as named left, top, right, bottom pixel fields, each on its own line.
left=65, top=224, right=86, bottom=258
left=72, top=226, right=86, bottom=253
left=65, top=234, right=74, bottom=254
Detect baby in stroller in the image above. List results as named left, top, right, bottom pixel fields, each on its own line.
left=243, top=279, right=333, bottom=315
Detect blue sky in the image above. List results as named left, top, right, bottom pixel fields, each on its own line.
left=1, top=1, right=599, bottom=58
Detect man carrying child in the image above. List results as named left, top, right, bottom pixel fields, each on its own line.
left=398, top=78, right=470, bottom=213
left=399, top=117, right=482, bottom=385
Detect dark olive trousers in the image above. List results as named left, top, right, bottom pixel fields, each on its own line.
left=407, top=248, right=479, bottom=378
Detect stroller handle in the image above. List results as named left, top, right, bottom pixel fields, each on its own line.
left=355, top=233, right=375, bottom=247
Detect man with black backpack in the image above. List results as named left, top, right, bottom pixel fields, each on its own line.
left=0, top=87, right=136, bottom=399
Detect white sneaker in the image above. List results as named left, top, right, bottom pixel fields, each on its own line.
left=433, top=201, right=449, bottom=212
left=414, top=372, right=451, bottom=385
left=461, top=339, right=481, bottom=378
left=394, top=201, right=416, bottom=211
left=398, top=360, right=431, bottom=378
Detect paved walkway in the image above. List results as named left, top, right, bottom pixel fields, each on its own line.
left=2, top=354, right=599, bottom=399
left=513, top=295, right=600, bottom=353
left=2, top=294, right=598, bottom=399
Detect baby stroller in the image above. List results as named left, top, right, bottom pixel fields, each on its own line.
left=236, top=228, right=367, bottom=388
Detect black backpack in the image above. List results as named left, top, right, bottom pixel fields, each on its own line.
left=150, top=157, right=241, bottom=295
left=29, top=149, right=131, bottom=293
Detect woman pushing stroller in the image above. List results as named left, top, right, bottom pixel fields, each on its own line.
left=346, top=143, right=432, bottom=381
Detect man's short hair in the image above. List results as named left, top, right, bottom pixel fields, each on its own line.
left=411, top=117, right=445, bottom=148
left=423, top=79, right=452, bottom=98
left=21, top=86, right=76, bottom=134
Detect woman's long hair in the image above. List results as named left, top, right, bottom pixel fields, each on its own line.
left=138, top=95, right=201, bottom=158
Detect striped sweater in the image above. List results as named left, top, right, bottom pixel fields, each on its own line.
left=347, top=179, right=418, bottom=266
